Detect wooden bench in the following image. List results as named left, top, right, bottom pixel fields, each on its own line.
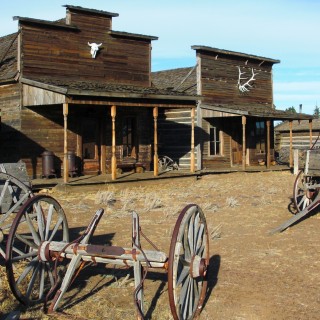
left=117, top=160, right=145, bottom=174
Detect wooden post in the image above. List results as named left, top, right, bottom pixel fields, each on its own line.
left=111, top=105, right=117, bottom=180
left=63, top=103, right=69, bottom=183
left=309, top=119, right=313, bottom=148
left=289, top=120, right=293, bottom=168
left=266, top=120, right=271, bottom=169
left=293, top=149, right=299, bottom=175
left=153, top=107, right=159, bottom=177
left=242, top=116, right=246, bottom=170
left=100, top=113, right=106, bottom=174
left=190, top=107, right=195, bottom=173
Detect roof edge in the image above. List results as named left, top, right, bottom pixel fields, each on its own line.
left=21, top=78, right=68, bottom=95
left=109, top=30, right=158, bottom=41
left=192, top=45, right=280, bottom=64
left=63, top=5, right=119, bottom=17
left=13, top=16, right=79, bottom=30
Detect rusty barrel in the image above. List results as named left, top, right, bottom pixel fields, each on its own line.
left=42, top=151, right=56, bottom=178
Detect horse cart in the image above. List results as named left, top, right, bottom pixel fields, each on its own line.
left=272, top=148, right=320, bottom=233
left=4, top=192, right=209, bottom=319
left=0, top=163, right=34, bottom=259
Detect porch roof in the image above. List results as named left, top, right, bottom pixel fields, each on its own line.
left=275, top=118, right=320, bottom=132
left=0, top=32, right=19, bottom=83
left=21, top=77, right=199, bottom=103
left=201, top=103, right=314, bottom=120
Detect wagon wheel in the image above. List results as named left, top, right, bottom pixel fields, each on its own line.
left=293, top=170, right=320, bottom=213
left=6, top=195, right=69, bottom=306
left=158, top=156, right=179, bottom=172
left=0, top=172, right=34, bottom=258
left=168, top=204, right=209, bottom=320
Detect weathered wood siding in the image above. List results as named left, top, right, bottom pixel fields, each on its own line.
left=20, top=9, right=151, bottom=86
left=20, top=105, right=77, bottom=178
left=158, top=108, right=197, bottom=169
left=23, top=84, right=65, bottom=106
left=198, top=51, right=273, bottom=106
left=0, top=83, right=23, bottom=164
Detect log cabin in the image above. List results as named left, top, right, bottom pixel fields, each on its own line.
left=275, top=118, right=320, bottom=164
left=152, top=46, right=314, bottom=170
left=0, top=5, right=199, bottom=181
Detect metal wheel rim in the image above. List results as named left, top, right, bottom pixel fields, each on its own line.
left=5, top=195, right=69, bottom=305
left=293, top=170, right=320, bottom=212
left=168, top=204, right=209, bottom=320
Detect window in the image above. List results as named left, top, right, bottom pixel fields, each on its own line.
left=209, top=126, right=221, bottom=156
left=255, top=121, right=265, bottom=153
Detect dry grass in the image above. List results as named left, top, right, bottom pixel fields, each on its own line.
left=1, top=171, right=320, bottom=319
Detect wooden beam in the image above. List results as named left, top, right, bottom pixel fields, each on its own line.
left=242, top=116, right=246, bottom=170
left=153, top=107, right=159, bottom=177
left=111, top=105, right=117, bottom=180
left=289, top=120, right=293, bottom=168
left=309, top=119, right=313, bottom=148
left=190, top=107, right=195, bottom=173
left=100, top=112, right=106, bottom=175
left=266, top=120, right=271, bottom=169
left=63, top=103, right=69, bottom=183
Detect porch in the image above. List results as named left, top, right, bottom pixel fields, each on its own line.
left=31, top=164, right=290, bottom=191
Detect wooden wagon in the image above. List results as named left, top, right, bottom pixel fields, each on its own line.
left=272, top=148, right=320, bottom=233
left=0, top=162, right=34, bottom=258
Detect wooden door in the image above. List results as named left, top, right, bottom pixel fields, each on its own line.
left=231, top=126, right=242, bottom=165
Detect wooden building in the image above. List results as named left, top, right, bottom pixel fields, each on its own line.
left=275, top=118, right=320, bottom=164
left=0, top=5, right=198, bottom=181
left=152, top=46, right=314, bottom=170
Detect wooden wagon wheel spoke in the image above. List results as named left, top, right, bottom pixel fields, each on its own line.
left=16, top=258, right=38, bottom=285
left=16, top=233, right=38, bottom=250
left=26, top=262, right=41, bottom=299
left=34, top=202, right=45, bottom=241
left=45, top=204, right=54, bottom=240
left=168, top=204, right=209, bottom=320
left=48, top=217, right=64, bottom=242
left=293, top=170, right=320, bottom=213
left=6, top=195, right=69, bottom=305
left=25, top=212, right=41, bottom=246
left=12, top=251, right=38, bottom=262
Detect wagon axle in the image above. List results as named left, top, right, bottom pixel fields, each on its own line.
left=5, top=195, right=209, bottom=320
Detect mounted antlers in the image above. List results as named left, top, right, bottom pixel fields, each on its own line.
left=237, top=66, right=258, bottom=93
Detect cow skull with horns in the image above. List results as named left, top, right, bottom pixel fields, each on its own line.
left=88, top=42, right=102, bottom=59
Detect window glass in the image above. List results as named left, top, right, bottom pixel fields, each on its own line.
left=209, top=126, right=220, bottom=156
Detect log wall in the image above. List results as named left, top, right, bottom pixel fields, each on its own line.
left=158, top=108, right=197, bottom=169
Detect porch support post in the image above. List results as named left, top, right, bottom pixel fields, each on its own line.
left=153, top=107, right=159, bottom=177
left=266, top=120, right=271, bottom=169
left=111, top=105, right=117, bottom=180
left=190, top=107, right=195, bottom=173
left=242, top=116, right=246, bottom=170
left=309, top=119, right=313, bottom=148
left=63, top=103, right=69, bottom=183
left=289, top=120, right=293, bottom=168
left=101, top=111, right=106, bottom=174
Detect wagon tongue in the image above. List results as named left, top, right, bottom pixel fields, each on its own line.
left=270, top=198, right=320, bottom=234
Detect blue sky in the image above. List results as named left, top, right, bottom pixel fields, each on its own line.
left=1, top=1, right=319, bottom=115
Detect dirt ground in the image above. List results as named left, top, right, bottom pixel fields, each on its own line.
left=1, top=171, right=320, bottom=320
